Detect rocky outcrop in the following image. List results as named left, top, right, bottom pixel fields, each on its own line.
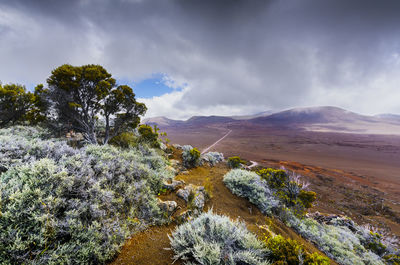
left=162, top=179, right=185, bottom=191
left=308, top=211, right=357, bottom=232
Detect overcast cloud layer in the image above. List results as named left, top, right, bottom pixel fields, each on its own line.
left=1, top=0, right=400, bottom=119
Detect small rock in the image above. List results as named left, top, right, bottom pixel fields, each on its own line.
left=181, top=170, right=189, bottom=175
left=308, top=211, right=357, bottom=232
left=163, top=179, right=185, bottom=191
left=173, top=144, right=182, bottom=149
left=174, top=209, right=201, bottom=224
left=158, top=199, right=178, bottom=215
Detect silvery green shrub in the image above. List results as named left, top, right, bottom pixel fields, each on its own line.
left=223, top=168, right=394, bottom=265
left=201, top=151, right=224, bottom=166
left=169, top=211, right=271, bottom=265
left=282, top=210, right=386, bottom=265
left=223, top=169, right=280, bottom=215
left=0, top=126, right=173, bottom=264
left=182, top=145, right=201, bottom=168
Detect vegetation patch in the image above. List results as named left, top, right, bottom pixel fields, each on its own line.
left=169, top=211, right=271, bottom=265
left=223, top=168, right=399, bottom=265
left=201, top=151, right=224, bottom=166
left=0, top=126, right=173, bottom=264
left=227, top=156, right=245, bottom=168
left=223, top=169, right=280, bottom=215
left=182, top=145, right=201, bottom=168
left=264, top=235, right=330, bottom=265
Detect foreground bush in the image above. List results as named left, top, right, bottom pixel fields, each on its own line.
left=223, top=168, right=394, bottom=265
left=0, top=126, right=173, bottom=264
left=264, top=235, right=330, bottom=265
left=182, top=145, right=201, bottom=168
left=201, top=151, right=224, bottom=166
left=169, top=211, right=271, bottom=265
left=282, top=211, right=387, bottom=265
left=223, top=169, right=280, bottom=215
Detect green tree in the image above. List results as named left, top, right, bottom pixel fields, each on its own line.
left=47, top=64, right=146, bottom=144
left=0, top=83, right=48, bottom=127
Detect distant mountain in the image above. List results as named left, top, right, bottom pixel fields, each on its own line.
left=249, top=106, right=373, bottom=125
left=374, top=114, right=400, bottom=124
left=229, top=110, right=274, bottom=120
left=142, top=116, right=183, bottom=127
left=142, top=115, right=235, bottom=128
left=143, top=106, right=400, bottom=135
left=185, top=116, right=235, bottom=126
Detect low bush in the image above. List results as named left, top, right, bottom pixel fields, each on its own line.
left=0, top=126, right=173, bottom=264
left=264, top=235, right=330, bottom=265
left=223, top=169, right=280, bottom=215
left=182, top=145, right=201, bottom=168
left=201, top=151, right=224, bottom=166
left=227, top=156, right=245, bottom=168
left=169, top=211, right=271, bottom=265
left=357, top=224, right=400, bottom=263
left=138, top=124, right=160, bottom=148
left=109, top=131, right=137, bottom=148
left=281, top=210, right=387, bottom=265
left=223, top=168, right=394, bottom=265
left=257, top=168, right=316, bottom=213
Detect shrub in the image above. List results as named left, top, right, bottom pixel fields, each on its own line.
left=169, top=211, right=271, bottom=265
left=182, top=145, right=201, bottom=168
left=0, top=126, right=173, bottom=264
left=357, top=224, right=400, bottom=263
left=257, top=168, right=288, bottom=189
left=223, top=169, right=280, bottom=215
left=257, top=168, right=316, bottom=213
left=223, top=167, right=391, bottom=265
left=227, top=156, right=244, bottom=168
left=201, top=151, right=224, bottom=166
left=282, top=210, right=386, bottom=265
left=298, top=190, right=317, bottom=209
left=109, top=131, right=137, bottom=148
left=264, top=235, right=330, bottom=265
left=138, top=124, right=160, bottom=148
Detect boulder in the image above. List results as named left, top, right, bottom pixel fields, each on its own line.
left=162, top=179, right=185, bottom=191
left=157, top=199, right=178, bottom=215
left=308, top=211, right=357, bottom=232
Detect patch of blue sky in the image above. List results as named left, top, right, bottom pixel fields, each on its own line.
left=118, top=73, right=184, bottom=98
left=26, top=73, right=184, bottom=98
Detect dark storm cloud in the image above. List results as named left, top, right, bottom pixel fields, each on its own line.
left=0, top=0, right=399, bottom=118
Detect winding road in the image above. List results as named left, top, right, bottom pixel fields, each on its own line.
left=201, top=129, right=232, bottom=154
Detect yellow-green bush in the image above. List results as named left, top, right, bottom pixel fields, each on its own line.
left=227, top=156, right=245, bottom=168
left=264, top=235, right=330, bottom=265
left=182, top=145, right=201, bottom=168
left=109, top=132, right=137, bottom=148
left=138, top=124, right=160, bottom=148
left=257, top=168, right=316, bottom=213
left=258, top=168, right=287, bottom=189
left=298, top=190, right=317, bottom=209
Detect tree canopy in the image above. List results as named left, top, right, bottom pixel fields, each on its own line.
left=47, top=64, right=146, bottom=144
left=0, top=83, right=48, bottom=126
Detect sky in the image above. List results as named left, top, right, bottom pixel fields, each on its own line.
left=0, top=0, right=399, bottom=119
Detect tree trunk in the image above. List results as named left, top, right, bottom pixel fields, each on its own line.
left=103, top=115, right=110, bottom=144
